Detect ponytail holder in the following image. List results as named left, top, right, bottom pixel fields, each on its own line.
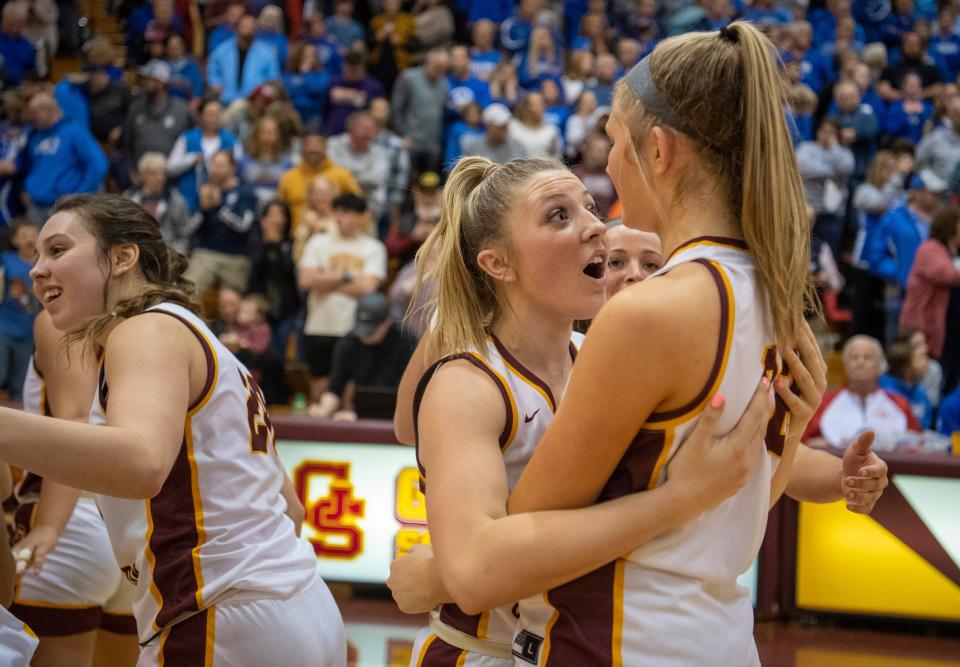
left=719, top=25, right=738, bottom=44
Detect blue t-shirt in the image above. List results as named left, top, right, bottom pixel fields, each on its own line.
left=0, top=251, right=40, bottom=339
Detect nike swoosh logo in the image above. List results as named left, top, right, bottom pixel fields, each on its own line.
left=524, top=409, right=540, bottom=423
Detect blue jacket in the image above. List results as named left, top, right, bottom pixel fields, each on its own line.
left=169, top=57, right=204, bottom=100
left=0, top=34, right=35, bottom=85
left=880, top=374, right=933, bottom=430
left=176, top=128, right=237, bottom=214
left=207, top=38, right=281, bottom=105
left=283, top=71, right=330, bottom=124
left=929, top=34, right=960, bottom=82
left=864, top=204, right=930, bottom=288
left=462, top=0, right=515, bottom=24
left=54, top=79, right=89, bottom=128
left=208, top=26, right=234, bottom=55
left=443, top=121, right=483, bottom=171
left=257, top=31, right=287, bottom=67
left=938, top=388, right=960, bottom=442
left=884, top=100, right=933, bottom=145
left=304, top=37, right=343, bottom=77
left=20, top=119, right=107, bottom=206
left=0, top=251, right=40, bottom=339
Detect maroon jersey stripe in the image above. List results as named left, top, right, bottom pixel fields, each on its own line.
left=160, top=608, right=212, bottom=665
left=598, top=429, right=667, bottom=502
left=666, top=235, right=749, bottom=262
left=490, top=334, right=557, bottom=412
left=9, top=603, right=102, bottom=636
left=543, top=561, right=617, bottom=666
left=420, top=633, right=467, bottom=667
left=99, top=612, right=138, bottom=635
left=438, top=603, right=483, bottom=637
left=647, top=259, right=731, bottom=423
left=146, top=310, right=216, bottom=411
left=149, top=437, right=202, bottom=628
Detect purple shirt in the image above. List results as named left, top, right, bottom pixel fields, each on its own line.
left=323, top=75, right=385, bottom=136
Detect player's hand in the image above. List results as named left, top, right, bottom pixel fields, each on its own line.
left=388, top=544, right=444, bottom=614
left=13, top=525, right=61, bottom=575
left=667, top=378, right=774, bottom=511
left=776, top=320, right=828, bottom=437
left=840, top=430, right=887, bottom=514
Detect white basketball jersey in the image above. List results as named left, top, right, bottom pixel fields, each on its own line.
left=414, top=332, right=584, bottom=660
left=514, top=238, right=789, bottom=667
left=90, top=302, right=317, bottom=643
left=0, top=607, right=37, bottom=667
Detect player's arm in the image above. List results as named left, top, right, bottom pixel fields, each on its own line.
left=15, top=313, right=95, bottom=572
left=508, top=267, right=719, bottom=512
left=0, top=314, right=193, bottom=498
left=787, top=434, right=888, bottom=514
left=280, top=473, right=305, bottom=537
left=394, top=333, right=429, bottom=444
left=398, top=360, right=773, bottom=615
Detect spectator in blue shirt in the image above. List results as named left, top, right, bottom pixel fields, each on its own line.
left=327, top=0, right=366, bottom=54
left=880, top=0, right=916, bottom=50
left=500, top=0, right=543, bottom=54
left=208, top=1, right=246, bottom=55
left=0, top=93, right=107, bottom=225
left=883, top=72, right=933, bottom=144
left=516, top=26, right=564, bottom=90
left=880, top=333, right=934, bottom=429
left=939, top=385, right=960, bottom=445
left=0, top=3, right=35, bottom=86
left=866, top=169, right=947, bottom=289
left=284, top=43, right=331, bottom=128
left=207, top=15, right=281, bottom=105
left=743, top=0, right=793, bottom=25
left=303, top=13, right=344, bottom=77
left=447, top=45, right=491, bottom=124
left=586, top=53, right=618, bottom=107
left=929, top=7, right=960, bottom=82
left=0, top=220, right=40, bottom=399
left=443, top=101, right=483, bottom=170
left=256, top=4, right=288, bottom=68
left=184, top=149, right=259, bottom=294
left=166, top=34, right=204, bottom=101
left=832, top=80, right=880, bottom=183
left=469, top=19, right=501, bottom=81
left=540, top=78, right=571, bottom=140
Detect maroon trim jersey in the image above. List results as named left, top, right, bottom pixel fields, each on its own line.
left=410, top=333, right=583, bottom=667
left=90, top=302, right=318, bottom=644
left=514, top=237, right=786, bottom=667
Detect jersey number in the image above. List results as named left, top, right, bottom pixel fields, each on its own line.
left=761, top=345, right=791, bottom=457
left=239, top=370, right=274, bottom=454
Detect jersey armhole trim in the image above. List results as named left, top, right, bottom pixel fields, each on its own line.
left=413, top=353, right=519, bottom=490
left=145, top=310, right=219, bottom=415
left=646, top=259, right=735, bottom=427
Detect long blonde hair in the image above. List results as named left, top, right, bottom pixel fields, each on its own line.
left=415, top=156, right=565, bottom=360
left=613, top=21, right=816, bottom=348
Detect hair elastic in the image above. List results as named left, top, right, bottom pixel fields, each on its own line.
left=719, top=25, right=739, bottom=44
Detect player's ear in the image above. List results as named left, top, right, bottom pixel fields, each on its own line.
left=109, top=243, right=140, bottom=278
left=476, top=244, right=516, bottom=283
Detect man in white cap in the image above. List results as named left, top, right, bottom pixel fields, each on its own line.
left=122, top=59, right=190, bottom=184
left=461, top=102, right=527, bottom=164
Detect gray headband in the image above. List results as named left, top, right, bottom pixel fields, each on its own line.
left=624, top=56, right=692, bottom=135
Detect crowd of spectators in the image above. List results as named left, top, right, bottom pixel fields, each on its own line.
left=0, top=0, right=958, bottom=447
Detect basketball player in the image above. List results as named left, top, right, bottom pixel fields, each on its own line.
left=603, top=220, right=664, bottom=297
left=397, top=156, right=825, bottom=667
left=0, top=465, right=39, bottom=667
left=0, top=195, right=345, bottom=667
left=502, top=23, right=844, bottom=664
left=11, top=309, right=137, bottom=667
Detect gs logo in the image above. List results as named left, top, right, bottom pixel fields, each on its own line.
left=296, top=462, right=366, bottom=559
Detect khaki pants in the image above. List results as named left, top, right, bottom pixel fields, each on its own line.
left=184, top=248, right=251, bottom=294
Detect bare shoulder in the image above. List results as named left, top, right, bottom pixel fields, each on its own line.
left=103, top=312, right=196, bottom=366
left=593, top=261, right=720, bottom=346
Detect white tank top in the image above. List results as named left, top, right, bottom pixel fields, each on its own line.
left=514, top=237, right=789, bottom=666
left=90, top=302, right=318, bottom=643
left=415, top=331, right=584, bottom=653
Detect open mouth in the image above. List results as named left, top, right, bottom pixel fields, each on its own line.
left=42, top=287, right=63, bottom=304
left=583, top=255, right=606, bottom=280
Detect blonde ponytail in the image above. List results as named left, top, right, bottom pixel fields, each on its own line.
left=614, top=21, right=817, bottom=348
left=414, top=156, right=566, bottom=360
left=731, top=22, right=817, bottom=347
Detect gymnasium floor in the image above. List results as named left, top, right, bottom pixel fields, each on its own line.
left=339, top=598, right=960, bottom=667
